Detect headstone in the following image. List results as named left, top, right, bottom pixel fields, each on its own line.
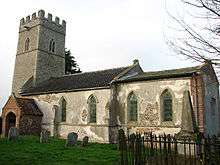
left=40, top=130, right=50, bottom=143
left=81, top=136, right=89, bottom=147
left=8, top=127, right=19, bottom=141
left=66, top=132, right=78, bottom=147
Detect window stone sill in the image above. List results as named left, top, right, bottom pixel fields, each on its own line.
left=160, top=121, right=175, bottom=127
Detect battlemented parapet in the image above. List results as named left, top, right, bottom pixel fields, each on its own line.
left=19, top=10, right=66, bottom=35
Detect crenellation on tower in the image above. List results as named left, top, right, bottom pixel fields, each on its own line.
left=32, top=12, right=37, bottom=20
left=62, top=20, right=66, bottom=28
left=38, top=9, right=45, bottom=18
left=19, top=10, right=66, bottom=35
left=48, top=13, right=52, bottom=21
left=20, top=18, right=25, bottom=26
left=26, top=16, right=31, bottom=22
left=55, top=16, right=60, bottom=24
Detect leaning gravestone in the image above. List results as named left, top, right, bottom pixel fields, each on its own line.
left=81, top=136, right=89, bottom=147
left=66, top=132, right=78, bottom=147
left=40, top=130, right=50, bottom=143
left=8, top=127, right=19, bottom=141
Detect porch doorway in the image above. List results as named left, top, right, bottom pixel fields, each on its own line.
left=5, top=112, right=16, bottom=136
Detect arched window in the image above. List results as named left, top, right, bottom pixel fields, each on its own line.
left=211, top=98, right=216, bottom=116
left=88, top=95, right=97, bottom=123
left=60, top=97, right=66, bottom=122
left=161, top=89, right=172, bottom=121
left=25, top=38, right=30, bottom=51
left=127, top=92, right=138, bottom=122
left=49, top=39, right=55, bottom=53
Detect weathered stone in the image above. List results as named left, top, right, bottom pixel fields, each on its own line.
left=40, top=130, right=50, bottom=143
left=8, top=127, right=19, bottom=141
left=177, top=90, right=195, bottom=138
left=81, top=136, right=89, bottom=147
left=12, top=10, right=66, bottom=95
left=66, top=132, right=78, bottom=147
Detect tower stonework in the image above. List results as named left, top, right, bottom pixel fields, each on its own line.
left=12, top=10, right=66, bottom=95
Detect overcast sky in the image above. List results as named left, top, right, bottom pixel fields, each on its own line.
left=0, top=0, right=195, bottom=111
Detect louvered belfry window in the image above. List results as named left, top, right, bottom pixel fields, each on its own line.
left=49, top=39, right=55, bottom=53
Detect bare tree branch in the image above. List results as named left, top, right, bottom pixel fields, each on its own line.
left=166, top=0, right=220, bottom=73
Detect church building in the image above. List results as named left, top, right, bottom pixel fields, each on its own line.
left=1, top=10, right=220, bottom=143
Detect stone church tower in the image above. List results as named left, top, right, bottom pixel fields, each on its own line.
left=12, top=10, right=66, bottom=95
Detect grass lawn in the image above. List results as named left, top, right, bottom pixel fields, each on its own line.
left=0, top=136, right=119, bottom=165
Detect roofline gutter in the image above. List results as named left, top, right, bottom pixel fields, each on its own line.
left=20, top=86, right=110, bottom=96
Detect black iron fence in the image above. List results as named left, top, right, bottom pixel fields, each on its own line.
left=118, top=129, right=220, bottom=165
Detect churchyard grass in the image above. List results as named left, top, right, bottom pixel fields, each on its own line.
left=0, top=136, right=119, bottom=165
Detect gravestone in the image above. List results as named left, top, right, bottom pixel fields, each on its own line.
left=0, top=117, right=2, bottom=135
left=66, top=132, right=78, bottom=147
left=40, top=130, right=50, bottom=143
left=8, top=127, right=19, bottom=141
left=81, top=136, right=89, bottom=147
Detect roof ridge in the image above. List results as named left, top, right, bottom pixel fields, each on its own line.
left=59, top=66, right=131, bottom=77
left=142, top=65, right=201, bottom=74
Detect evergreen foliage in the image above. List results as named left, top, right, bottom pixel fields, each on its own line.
left=65, top=49, right=81, bottom=74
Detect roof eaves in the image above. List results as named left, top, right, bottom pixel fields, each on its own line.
left=115, top=72, right=196, bottom=84
left=21, top=86, right=110, bottom=96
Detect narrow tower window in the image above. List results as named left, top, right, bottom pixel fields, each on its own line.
left=49, top=39, right=55, bottom=53
left=25, top=38, right=30, bottom=51
left=211, top=98, right=216, bottom=116
left=127, top=92, right=138, bottom=122
left=161, top=89, right=173, bottom=121
left=52, top=42, right=55, bottom=52
left=88, top=95, right=97, bottom=123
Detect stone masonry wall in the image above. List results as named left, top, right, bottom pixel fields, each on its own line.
left=31, top=88, right=111, bottom=143
left=12, top=24, right=39, bottom=94
left=19, top=115, right=42, bottom=135
left=12, top=10, right=66, bottom=95
left=115, top=77, right=192, bottom=136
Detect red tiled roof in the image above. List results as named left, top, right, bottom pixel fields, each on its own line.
left=15, top=97, right=43, bottom=116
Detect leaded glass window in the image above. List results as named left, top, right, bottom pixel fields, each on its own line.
left=128, top=92, right=138, bottom=122
left=162, top=90, right=172, bottom=121
left=88, top=95, right=97, bottom=123
left=60, top=98, right=66, bottom=122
